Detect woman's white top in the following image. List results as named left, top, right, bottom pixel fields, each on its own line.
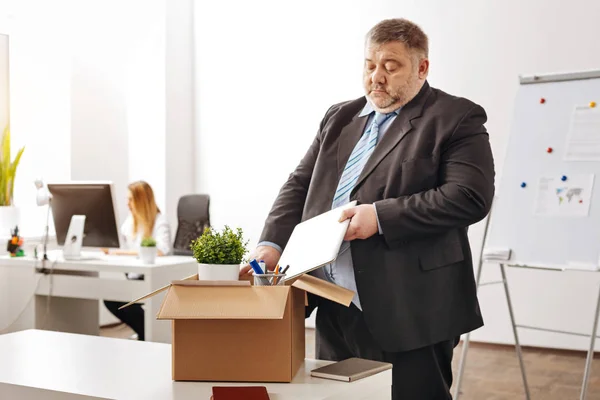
left=120, top=212, right=172, bottom=256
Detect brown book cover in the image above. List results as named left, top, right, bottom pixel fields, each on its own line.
left=310, top=357, right=392, bottom=382
left=211, top=386, right=270, bottom=400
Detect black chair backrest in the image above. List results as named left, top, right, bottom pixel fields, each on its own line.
left=173, top=194, right=210, bottom=256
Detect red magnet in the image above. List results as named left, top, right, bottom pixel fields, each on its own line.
left=580, top=200, right=583, bottom=204
left=540, top=98, right=546, bottom=104
left=547, top=147, right=553, bottom=153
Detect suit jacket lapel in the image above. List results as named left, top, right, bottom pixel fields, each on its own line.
left=352, top=82, right=432, bottom=194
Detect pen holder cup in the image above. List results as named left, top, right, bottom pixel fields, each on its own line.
left=253, top=273, right=287, bottom=286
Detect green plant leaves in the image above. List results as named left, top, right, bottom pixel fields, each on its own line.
left=0, top=125, right=25, bottom=206
left=190, top=225, right=249, bottom=265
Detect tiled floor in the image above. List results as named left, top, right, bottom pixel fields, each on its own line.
left=101, top=324, right=600, bottom=399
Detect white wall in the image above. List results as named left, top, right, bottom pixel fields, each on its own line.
left=165, top=0, right=195, bottom=234
left=0, top=28, right=8, bottom=325
left=69, top=1, right=132, bottom=227
left=124, top=1, right=167, bottom=220
left=0, top=32, right=8, bottom=136
left=7, top=2, right=72, bottom=226
left=194, top=0, right=600, bottom=350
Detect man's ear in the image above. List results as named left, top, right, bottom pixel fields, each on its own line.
left=418, top=58, right=429, bottom=79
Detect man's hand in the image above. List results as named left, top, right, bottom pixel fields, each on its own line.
left=239, top=245, right=282, bottom=276
left=339, top=204, right=379, bottom=241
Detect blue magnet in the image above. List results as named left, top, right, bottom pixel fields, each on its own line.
left=520, top=182, right=527, bottom=188
left=561, top=175, right=567, bottom=181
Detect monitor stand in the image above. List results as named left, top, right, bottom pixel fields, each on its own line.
left=63, top=215, right=86, bottom=260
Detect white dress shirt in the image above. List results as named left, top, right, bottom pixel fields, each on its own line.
left=120, top=212, right=172, bottom=256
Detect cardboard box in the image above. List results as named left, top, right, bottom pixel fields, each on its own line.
left=122, top=273, right=353, bottom=382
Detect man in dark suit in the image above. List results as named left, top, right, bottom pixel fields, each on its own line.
left=241, top=18, right=494, bottom=399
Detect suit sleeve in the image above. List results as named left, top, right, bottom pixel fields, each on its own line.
left=374, top=104, right=495, bottom=245
left=258, top=107, right=333, bottom=249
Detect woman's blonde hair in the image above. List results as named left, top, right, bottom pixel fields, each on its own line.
left=128, top=181, right=160, bottom=239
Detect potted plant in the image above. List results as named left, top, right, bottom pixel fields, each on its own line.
left=0, top=125, right=25, bottom=235
left=139, top=237, right=157, bottom=264
left=191, top=226, right=248, bottom=281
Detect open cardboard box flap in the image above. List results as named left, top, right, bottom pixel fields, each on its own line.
left=290, top=274, right=353, bottom=306
left=119, top=271, right=354, bottom=317
left=157, top=285, right=290, bottom=320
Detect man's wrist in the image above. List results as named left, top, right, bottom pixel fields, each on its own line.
left=257, top=241, right=283, bottom=254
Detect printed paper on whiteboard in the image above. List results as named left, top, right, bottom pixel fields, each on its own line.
left=564, top=106, right=600, bottom=161
left=534, top=174, right=594, bottom=217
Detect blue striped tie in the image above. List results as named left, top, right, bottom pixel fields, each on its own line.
left=332, top=112, right=393, bottom=209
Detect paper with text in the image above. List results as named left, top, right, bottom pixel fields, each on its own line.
left=565, top=106, right=600, bottom=161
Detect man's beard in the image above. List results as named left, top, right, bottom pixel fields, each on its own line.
left=369, top=73, right=421, bottom=110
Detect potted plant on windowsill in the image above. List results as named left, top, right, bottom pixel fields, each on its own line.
left=191, top=226, right=248, bottom=281
left=139, top=237, right=157, bottom=264
left=0, top=125, right=25, bottom=235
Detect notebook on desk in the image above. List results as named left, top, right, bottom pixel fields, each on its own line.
left=310, top=357, right=392, bottom=382
left=210, top=386, right=270, bottom=400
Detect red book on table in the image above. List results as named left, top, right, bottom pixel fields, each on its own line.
left=211, top=386, right=270, bottom=400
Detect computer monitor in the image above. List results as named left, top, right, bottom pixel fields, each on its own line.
left=47, top=181, right=122, bottom=249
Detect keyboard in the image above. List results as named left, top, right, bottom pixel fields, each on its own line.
left=65, top=251, right=106, bottom=261
left=47, top=249, right=106, bottom=261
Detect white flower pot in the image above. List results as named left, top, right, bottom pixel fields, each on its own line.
left=139, top=246, right=157, bottom=264
left=197, top=263, right=240, bottom=281
left=0, top=206, right=20, bottom=236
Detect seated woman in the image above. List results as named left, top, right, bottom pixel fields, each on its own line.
left=103, top=180, right=172, bottom=341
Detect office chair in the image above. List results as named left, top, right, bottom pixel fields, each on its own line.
left=172, top=194, right=210, bottom=256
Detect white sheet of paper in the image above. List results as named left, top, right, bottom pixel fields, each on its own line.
left=564, top=106, right=600, bottom=161
left=534, top=174, right=594, bottom=217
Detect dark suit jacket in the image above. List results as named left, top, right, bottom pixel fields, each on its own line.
left=259, top=81, right=495, bottom=352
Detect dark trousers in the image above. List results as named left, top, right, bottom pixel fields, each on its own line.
left=103, top=300, right=145, bottom=341
left=316, top=298, right=458, bottom=400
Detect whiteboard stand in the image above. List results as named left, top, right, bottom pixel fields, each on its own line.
left=455, top=261, right=600, bottom=400
left=454, top=258, right=600, bottom=399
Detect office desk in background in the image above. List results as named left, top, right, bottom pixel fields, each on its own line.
left=0, top=254, right=197, bottom=343
left=0, top=330, right=392, bottom=399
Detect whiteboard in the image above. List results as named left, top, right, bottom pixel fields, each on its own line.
left=484, top=70, right=600, bottom=269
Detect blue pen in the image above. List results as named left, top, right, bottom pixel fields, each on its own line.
left=259, top=260, right=266, bottom=273
left=249, top=259, right=264, bottom=275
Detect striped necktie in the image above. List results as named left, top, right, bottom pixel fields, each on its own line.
left=332, top=112, right=394, bottom=209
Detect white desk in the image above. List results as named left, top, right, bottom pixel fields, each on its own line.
left=0, top=254, right=197, bottom=342
left=0, top=330, right=392, bottom=399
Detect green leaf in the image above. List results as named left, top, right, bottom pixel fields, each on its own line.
left=0, top=125, right=25, bottom=206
